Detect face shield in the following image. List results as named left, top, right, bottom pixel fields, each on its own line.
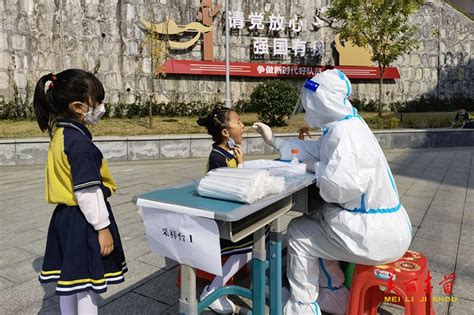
left=301, top=80, right=321, bottom=128
left=299, top=69, right=355, bottom=129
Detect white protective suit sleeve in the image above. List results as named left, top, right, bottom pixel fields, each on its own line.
left=273, top=137, right=321, bottom=163
left=317, top=128, right=375, bottom=204
left=75, top=186, right=110, bottom=230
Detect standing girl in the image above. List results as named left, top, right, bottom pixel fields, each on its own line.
left=34, top=69, right=127, bottom=315
left=196, top=106, right=251, bottom=313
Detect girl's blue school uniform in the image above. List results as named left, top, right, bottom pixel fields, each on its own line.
left=38, top=119, right=127, bottom=296
left=207, top=144, right=253, bottom=255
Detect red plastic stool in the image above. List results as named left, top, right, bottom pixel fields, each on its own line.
left=347, top=250, right=434, bottom=315
left=176, top=256, right=234, bottom=288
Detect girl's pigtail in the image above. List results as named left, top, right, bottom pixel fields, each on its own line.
left=33, top=73, right=55, bottom=135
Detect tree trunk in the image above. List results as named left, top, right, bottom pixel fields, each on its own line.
left=378, top=66, right=385, bottom=117
left=148, top=100, right=153, bottom=128
left=149, top=48, right=155, bottom=129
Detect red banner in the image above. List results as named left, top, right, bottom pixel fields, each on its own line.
left=164, top=59, right=400, bottom=79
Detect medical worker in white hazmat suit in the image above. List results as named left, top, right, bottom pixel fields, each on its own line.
left=254, top=69, right=412, bottom=315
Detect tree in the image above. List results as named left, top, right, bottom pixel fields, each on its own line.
left=141, top=1, right=171, bottom=128
left=143, top=31, right=169, bottom=128
left=327, top=0, right=424, bottom=116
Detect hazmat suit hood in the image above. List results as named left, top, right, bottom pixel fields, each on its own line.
left=301, top=69, right=355, bottom=129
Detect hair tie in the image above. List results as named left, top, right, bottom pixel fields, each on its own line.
left=44, top=80, right=54, bottom=94
left=44, top=73, right=57, bottom=94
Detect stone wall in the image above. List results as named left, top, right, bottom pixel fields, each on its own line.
left=357, top=1, right=474, bottom=103
left=1, top=129, right=474, bottom=166
left=0, top=0, right=472, bottom=106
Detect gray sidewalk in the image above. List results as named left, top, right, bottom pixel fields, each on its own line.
left=0, top=148, right=473, bottom=314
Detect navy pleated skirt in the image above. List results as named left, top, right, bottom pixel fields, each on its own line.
left=38, top=202, right=127, bottom=296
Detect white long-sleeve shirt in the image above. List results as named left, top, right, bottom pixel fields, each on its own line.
left=75, top=186, right=110, bottom=230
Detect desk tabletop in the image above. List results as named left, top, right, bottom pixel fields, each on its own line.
left=135, top=174, right=314, bottom=221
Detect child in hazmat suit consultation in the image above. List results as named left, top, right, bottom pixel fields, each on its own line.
left=253, top=69, right=412, bottom=315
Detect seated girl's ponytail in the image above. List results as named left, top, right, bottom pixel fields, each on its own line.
left=196, top=116, right=210, bottom=127
left=197, top=106, right=233, bottom=142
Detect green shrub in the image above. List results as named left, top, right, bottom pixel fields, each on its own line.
left=400, top=96, right=474, bottom=113
left=103, top=100, right=222, bottom=118
left=0, top=80, right=32, bottom=119
left=364, top=116, right=400, bottom=129
left=109, top=103, right=127, bottom=118
left=233, top=99, right=252, bottom=113
left=399, top=112, right=452, bottom=128
left=249, top=80, right=299, bottom=126
left=351, top=98, right=378, bottom=112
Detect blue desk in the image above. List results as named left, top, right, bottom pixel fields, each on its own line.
left=135, top=174, right=314, bottom=315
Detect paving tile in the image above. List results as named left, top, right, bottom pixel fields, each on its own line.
left=0, top=228, right=45, bottom=248
left=414, top=221, right=460, bottom=248
left=29, top=298, right=60, bottom=315
left=0, top=276, right=14, bottom=290
left=429, top=200, right=466, bottom=211
left=117, top=221, right=146, bottom=241
left=459, top=224, right=474, bottom=245
left=114, top=207, right=142, bottom=228
left=18, top=237, right=48, bottom=256
left=409, top=237, right=457, bottom=273
left=404, top=208, right=426, bottom=227
left=161, top=301, right=179, bottom=314
left=421, top=207, right=463, bottom=226
left=0, top=277, right=56, bottom=314
left=133, top=268, right=180, bottom=305
left=452, top=272, right=474, bottom=301
left=100, top=291, right=169, bottom=315
left=448, top=297, right=474, bottom=314
left=136, top=252, right=178, bottom=270
left=0, top=247, right=37, bottom=268
left=0, top=256, right=43, bottom=284
left=122, top=236, right=153, bottom=260
left=97, top=259, right=166, bottom=305
left=404, top=188, right=438, bottom=198
left=400, top=195, right=433, bottom=211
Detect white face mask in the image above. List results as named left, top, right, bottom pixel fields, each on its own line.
left=77, top=102, right=106, bottom=125
left=227, top=137, right=240, bottom=149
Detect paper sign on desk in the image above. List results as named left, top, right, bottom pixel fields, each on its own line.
left=139, top=206, right=223, bottom=276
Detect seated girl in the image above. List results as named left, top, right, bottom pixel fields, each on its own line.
left=196, top=106, right=252, bottom=313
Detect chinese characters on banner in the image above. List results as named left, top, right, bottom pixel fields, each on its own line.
left=228, top=11, right=324, bottom=58
left=163, top=59, right=402, bottom=79
left=256, top=64, right=317, bottom=76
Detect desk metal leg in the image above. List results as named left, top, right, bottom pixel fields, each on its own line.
left=252, top=227, right=267, bottom=315
left=179, top=264, right=198, bottom=315
left=269, top=217, right=283, bottom=315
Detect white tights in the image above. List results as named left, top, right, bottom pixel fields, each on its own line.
left=59, top=291, right=98, bottom=315
left=208, top=252, right=252, bottom=292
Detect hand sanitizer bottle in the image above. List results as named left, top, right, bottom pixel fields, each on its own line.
left=291, top=149, right=299, bottom=164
